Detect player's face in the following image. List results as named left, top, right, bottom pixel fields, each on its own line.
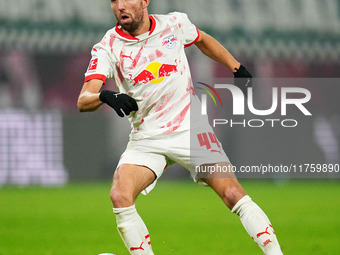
left=111, top=0, right=146, bottom=33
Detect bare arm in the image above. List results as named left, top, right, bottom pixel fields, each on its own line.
left=194, top=30, right=240, bottom=73
left=77, top=79, right=104, bottom=112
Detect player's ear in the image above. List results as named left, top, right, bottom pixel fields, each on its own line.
left=142, top=0, right=150, bottom=9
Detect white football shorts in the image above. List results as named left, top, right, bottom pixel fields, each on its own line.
left=117, top=127, right=230, bottom=195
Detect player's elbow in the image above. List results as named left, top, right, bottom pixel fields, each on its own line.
left=77, top=104, right=85, bottom=112
left=77, top=98, right=86, bottom=112
left=78, top=106, right=86, bottom=113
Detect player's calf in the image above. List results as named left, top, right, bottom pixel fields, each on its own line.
left=232, top=195, right=283, bottom=255
left=114, top=204, right=154, bottom=255
left=202, top=165, right=283, bottom=254
left=201, top=163, right=247, bottom=209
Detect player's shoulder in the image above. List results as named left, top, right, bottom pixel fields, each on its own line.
left=153, top=11, right=189, bottom=22
left=151, top=12, right=193, bottom=31
left=92, top=28, right=118, bottom=51
left=101, top=28, right=117, bottom=44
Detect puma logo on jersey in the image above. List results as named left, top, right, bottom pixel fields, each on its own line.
left=121, top=51, right=133, bottom=61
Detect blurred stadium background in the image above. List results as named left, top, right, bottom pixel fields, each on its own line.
left=1, top=0, right=340, bottom=184
left=1, top=0, right=340, bottom=254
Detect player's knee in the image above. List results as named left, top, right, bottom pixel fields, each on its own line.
left=110, top=188, right=133, bottom=208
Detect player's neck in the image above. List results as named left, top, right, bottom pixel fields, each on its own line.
left=124, top=15, right=151, bottom=37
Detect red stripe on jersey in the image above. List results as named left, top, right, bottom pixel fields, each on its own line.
left=159, top=24, right=172, bottom=38
left=162, top=102, right=190, bottom=133
left=109, top=33, right=116, bottom=53
left=84, top=74, right=106, bottom=84
left=184, top=28, right=200, bottom=48
left=155, top=89, right=177, bottom=112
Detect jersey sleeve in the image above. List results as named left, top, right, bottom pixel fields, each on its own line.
left=173, top=12, right=199, bottom=48
left=84, top=35, right=114, bottom=84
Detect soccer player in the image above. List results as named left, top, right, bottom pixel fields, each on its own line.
left=77, top=0, right=284, bottom=254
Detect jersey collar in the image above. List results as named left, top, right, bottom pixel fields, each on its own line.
left=115, top=15, right=156, bottom=41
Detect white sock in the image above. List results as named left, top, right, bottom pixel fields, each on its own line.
left=113, top=204, right=154, bottom=255
left=232, top=195, right=283, bottom=255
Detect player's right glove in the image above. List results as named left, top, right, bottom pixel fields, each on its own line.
left=233, top=65, right=252, bottom=96
left=99, top=90, right=138, bottom=117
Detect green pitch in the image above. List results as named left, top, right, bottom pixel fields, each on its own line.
left=1, top=180, right=340, bottom=255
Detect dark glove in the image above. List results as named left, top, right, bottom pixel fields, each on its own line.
left=233, top=65, right=252, bottom=96
left=99, top=90, right=138, bottom=117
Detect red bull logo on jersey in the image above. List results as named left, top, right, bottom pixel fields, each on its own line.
left=162, top=35, right=178, bottom=49
left=129, top=61, right=178, bottom=86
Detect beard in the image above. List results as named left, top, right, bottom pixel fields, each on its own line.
left=119, top=11, right=144, bottom=33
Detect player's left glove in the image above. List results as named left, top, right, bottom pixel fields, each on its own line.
left=233, top=65, right=252, bottom=96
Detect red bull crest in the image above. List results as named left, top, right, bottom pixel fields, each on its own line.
left=162, top=35, right=178, bottom=49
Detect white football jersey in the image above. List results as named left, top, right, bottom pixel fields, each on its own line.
left=84, top=12, right=204, bottom=140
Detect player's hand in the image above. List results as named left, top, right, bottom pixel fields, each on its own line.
left=99, top=90, right=138, bottom=117
left=233, top=65, right=252, bottom=96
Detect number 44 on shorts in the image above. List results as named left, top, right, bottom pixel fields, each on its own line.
left=197, top=132, right=221, bottom=150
